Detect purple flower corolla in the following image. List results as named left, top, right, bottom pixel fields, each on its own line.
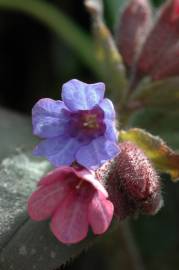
left=32, top=79, right=119, bottom=169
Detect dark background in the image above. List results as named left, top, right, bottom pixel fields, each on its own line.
left=0, top=0, right=92, bottom=114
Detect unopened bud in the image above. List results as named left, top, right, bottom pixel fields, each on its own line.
left=96, top=142, right=163, bottom=220
left=151, top=43, right=179, bottom=80
left=136, top=0, right=179, bottom=77
left=141, top=191, right=164, bottom=215
left=116, top=0, right=151, bottom=68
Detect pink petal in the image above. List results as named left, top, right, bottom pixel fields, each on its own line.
left=75, top=169, right=108, bottom=198
left=38, top=166, right=73, bottom=186
left=50, top=191, right=89, bottom=244
left=88, top=191, right=114, bottom=235
left=28, top=180, right=69, bottom=221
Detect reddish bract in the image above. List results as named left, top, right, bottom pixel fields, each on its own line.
left=116, top=0, right=151, bottom=68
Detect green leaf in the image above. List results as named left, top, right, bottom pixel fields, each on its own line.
left=0, top=0, right=101, bottom=78
left=104, top=0, right=126, bottom=27
left=120, top=128, right=179, bottom=182
left=128, top=108, right=179, bottom=149
left=130, top=77, right=179, bottom=110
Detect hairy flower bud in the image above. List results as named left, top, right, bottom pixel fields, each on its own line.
left=136, top=0, right=179, bottom=78
left=116, top=0, right=151, bottom=68
left=96, top=142, right=163, bottom=220
left=151, top=43, right=179, bottom=80
left=141, top=191, right=163, bottom=215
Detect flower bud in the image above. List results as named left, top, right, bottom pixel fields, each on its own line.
left=151, top=43, right=179, bottom=80
left=136, top=0, right=179, bottom=77
left=141, top=191, right=164, bottom=215
left=96, top=142, right=163, bottom=220
left=96, top=159, right=138, bottom=219
left=116, top=0, right=151, bottom=68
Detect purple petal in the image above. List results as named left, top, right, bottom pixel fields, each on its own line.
left=32, top=98, right=70, bottom=138
left=104, top=120, right=118, bottom=142
left=33, top=136, right=82, bottom=167
left=62, top=79, right=105, bottom=111
left=76, top=137, right=120, bottom=170
left=99, top=98, right=116, bottom=120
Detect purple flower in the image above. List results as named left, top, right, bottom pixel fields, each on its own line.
left=32, top=79, right=119, bottom=169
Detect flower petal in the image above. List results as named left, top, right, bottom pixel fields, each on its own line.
left=28, top=180, right=69, bottom=221
left=38, top=166, right=73, bottom=186
left=40, top=166, right=108, bottom=197
left=75, top=169, right=108, bottom=198
left=76, top=137, right=119, bottom=169
left=51, top=191, right=89, bottom=244
left=33, top=136, right=82, bottom=167
left=99, top=98, right=116, bottom=120
left=88, top=191, right=114, bottom=234
left=104, top=120, right=118, bottom=142
left=62, top=79, right=105, bottom=111
left=32, top=98, right=70, bottom=138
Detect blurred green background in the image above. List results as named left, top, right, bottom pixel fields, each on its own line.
left=1, top=1, right=179, bottom=270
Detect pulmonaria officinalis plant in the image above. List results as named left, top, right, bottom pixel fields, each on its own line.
left=27, top=0, right=179, bottom=249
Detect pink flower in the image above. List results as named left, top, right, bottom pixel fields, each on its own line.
left=28, top=166, right=114, bottom=244
left=116, top=0, right=179, bottom=84
left=137, top=0, right=179, bottom=79
left=116, top=0, right=151, bottom=68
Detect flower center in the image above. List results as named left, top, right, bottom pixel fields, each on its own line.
left=82, top=114, right=99, bottom=129
left=65, top=173, right=95, bottom=201
left=69, top=106, right=106, bottom=142
left=74, top=178, right=95, bottom=202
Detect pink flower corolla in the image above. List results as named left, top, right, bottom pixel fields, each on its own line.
left=116, top=0, right=151, bottom=68
left=117, top=0, right=179, bottom=82
left=32, top=79, right=119, bottom=170
left=137, top=0, right=179, bottom=80
left=28, top=166, right=114, bottom=244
